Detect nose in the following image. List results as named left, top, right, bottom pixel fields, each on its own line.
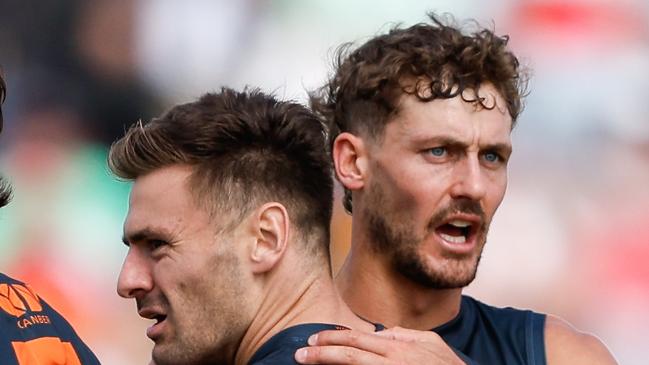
left=117, top=247, right=153, bottom=299
left=449, top=155, right=486, bottom=201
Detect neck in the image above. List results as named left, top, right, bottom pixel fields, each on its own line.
left=336, top=217, right=463, bottom=330
left=234, top=251, right=375, bottom=365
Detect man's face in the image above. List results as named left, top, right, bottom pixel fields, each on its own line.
left=118, top=164, right=252, bottom=365
left=361, top=84, right=512, bottom=289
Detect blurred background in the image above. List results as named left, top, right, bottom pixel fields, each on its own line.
left=0, top=0, right=647, bottom=363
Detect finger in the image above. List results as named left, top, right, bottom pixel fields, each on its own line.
left=308, top=329, right=393, bottom=355
left=295, top=345, right=391, bottom=365
left=375, top=326, right=442, bottom=343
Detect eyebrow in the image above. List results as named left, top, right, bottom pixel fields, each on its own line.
left=418, top=136, right=511, bottom=150
left=419, top=136, right=511, bottom=155
left=122, top=227, right=170, bottom=246
left=483, top=143, right=512, bottom=156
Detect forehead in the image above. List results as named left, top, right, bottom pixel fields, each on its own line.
left=386, top=84, right=513, bottom=145
left=124, top=165, right=206, bottom=234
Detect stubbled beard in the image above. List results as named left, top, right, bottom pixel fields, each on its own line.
left=0, top=177, right=12, bottom=208
left=364, top=181, right=488, bottom=289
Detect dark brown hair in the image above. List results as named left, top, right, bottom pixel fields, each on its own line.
left=311, top=12, right=529, bottom=213
left=109, top=88, right=334, bottom=262
left=0, top=71, right=6, bottom=133
left=0, top=71, right=13, bottom=208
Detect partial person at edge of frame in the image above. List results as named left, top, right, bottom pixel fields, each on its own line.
left=0, top=70, right=101, bottom=364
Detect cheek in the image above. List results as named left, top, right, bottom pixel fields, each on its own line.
left=380, top=164, right=443, bottom=208
left=155, top=260, right=201, bottom=300
left=391, top=183, right=420, bottom=209
left=383, top=182, right=443, bottom=235
left=371, top=157, right=451, bottom=228
left=486, top=175, right=508, bottom=215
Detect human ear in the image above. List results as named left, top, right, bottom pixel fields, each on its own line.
left=332, top=132, right=367, bottom=191
left=249, top=202, right=289, bottom=274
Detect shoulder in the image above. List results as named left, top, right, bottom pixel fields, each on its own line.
left=463, top=295, right=544, bottom=325
left=0, top=272, right=20, bottom=284
left=544, top=314, right=617, bottom=365
left=249, top=323, right=343, bottom=365
left=0, top=272, right=100, bottom=364
left=444, top=296, right=545, bottom=364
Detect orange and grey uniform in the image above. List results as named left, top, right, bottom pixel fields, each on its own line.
left=0, top=273, right=100, bottom=364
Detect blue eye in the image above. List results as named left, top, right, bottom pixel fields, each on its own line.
left=429, top=147, right=446, bottom=157
left=484, top=152, right=500, bottom=163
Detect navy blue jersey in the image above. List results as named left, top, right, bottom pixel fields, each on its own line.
left=434, top=295, right=546, bottom=365
left=0, top=273, right=100, bottom=364
left=248, top=323, right=347, bottom=365
left=249, top=323, right=386, bottom=365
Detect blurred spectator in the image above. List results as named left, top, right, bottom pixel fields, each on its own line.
left=0, top=0, right=161, bottom=145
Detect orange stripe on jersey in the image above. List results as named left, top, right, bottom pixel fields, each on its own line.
left=12, top=337, right=82, bottom=365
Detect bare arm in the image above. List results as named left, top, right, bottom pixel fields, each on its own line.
left=545, top=315, right=618, bottom=365
left=294, top=327, right=470, bottom=365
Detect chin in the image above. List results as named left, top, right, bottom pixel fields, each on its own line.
left=397, top=252, right=480, bottom=289
left=431, top=256, right=481, bottom=288
left=151, top=346, right=178, bottom=365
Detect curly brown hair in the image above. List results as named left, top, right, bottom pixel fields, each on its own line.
left=310, top=12, right=529, bottom=213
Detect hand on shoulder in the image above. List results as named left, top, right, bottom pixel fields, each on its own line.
left=294, top=326, right=467, bottom=365
left=545, top=314, right=618, bottom=365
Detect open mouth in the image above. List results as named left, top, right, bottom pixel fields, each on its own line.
left=146, top=314, right=167, bottom=340
left=154, top=314, right=167, bottom=325
left=435, top=219, right=477, bottom=244
left=139, top=307, right=168, bottom=340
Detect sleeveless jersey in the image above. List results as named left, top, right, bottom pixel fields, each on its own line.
left=249, top=322, right=384, bottom=365
left=434, top=295, right=546, bottom=365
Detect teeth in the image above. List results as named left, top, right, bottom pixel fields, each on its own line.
left=448, top=220, right=471, bottom=228
left=440, top=233, right=466, bottom=243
